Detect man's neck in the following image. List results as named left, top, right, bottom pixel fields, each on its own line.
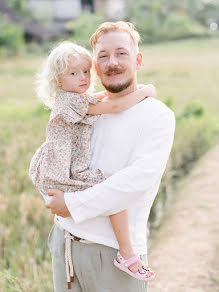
left=106, top=81, right=138, bottom=100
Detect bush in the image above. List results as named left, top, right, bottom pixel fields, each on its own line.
left=158, top=13, right=208, bottom=41
left=171, top=115, right=217, bottom=178
left=0, top=13, right=24, bottom=56
left=125, top=0, right=209, bottom=43
left=7, top=0, right=26, bottom=11
left=66, top=12, right=104, bottom=48
left=7, top=0, right=31, bottom=18
left=149, top=104, right=219, bottom=233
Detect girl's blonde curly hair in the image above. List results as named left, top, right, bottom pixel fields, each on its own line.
left=36, top=41, right=92, bottom=109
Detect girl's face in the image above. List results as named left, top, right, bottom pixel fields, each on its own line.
left=57, top=55, right=91, bottom=94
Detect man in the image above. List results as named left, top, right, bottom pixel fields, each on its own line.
left=46, top=21, right=175, bottom=292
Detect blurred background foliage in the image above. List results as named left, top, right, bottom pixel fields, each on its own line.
left=66, top=12, right=105, bottom=48
left=0, top=12, right=24, bottom=56
left=0, top=0, right=219, bottom=54
left=125, top=0, right=209, bottom=42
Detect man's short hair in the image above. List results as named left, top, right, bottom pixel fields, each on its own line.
left=90, top=21, right=141, bottom=50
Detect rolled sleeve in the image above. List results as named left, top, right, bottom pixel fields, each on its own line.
left=64, top=110, right=175, bottom=224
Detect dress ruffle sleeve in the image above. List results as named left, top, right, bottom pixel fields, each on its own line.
left=49, top=91, right=100, bottom=127
left=49, top=91, right=89, bottom=125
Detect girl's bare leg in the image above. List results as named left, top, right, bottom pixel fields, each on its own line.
left=110, top=210, right=145, bottom=273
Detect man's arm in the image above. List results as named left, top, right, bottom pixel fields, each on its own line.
left=64, top=111, right=175, bottom=223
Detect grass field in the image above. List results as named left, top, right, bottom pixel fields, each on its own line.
left=0, top=38, right=219, bottom=291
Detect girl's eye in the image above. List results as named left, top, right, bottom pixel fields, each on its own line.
left=84, top=70, right=89, bottom=74
left=99, top=55, right=107, bottom=59
left=119, top=52, right=126, bottom=55
left=71, top=72, right=77, bottom=76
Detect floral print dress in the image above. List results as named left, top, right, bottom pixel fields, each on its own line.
left=29, top=90, right=105, bottom=195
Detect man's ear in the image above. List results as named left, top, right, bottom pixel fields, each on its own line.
left=136, top=53, right=143, bottom=70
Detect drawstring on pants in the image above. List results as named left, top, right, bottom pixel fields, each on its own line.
left=64, top=230, right=74, bottom=289
left=54, top=216, right=93, bottom=289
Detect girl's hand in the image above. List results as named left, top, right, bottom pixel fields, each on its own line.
left=137, top=84, right=145, bottom=89
left=94, top=91, right=107, bottom=100
left=145, top=84, right=157, bottom=97
left=138, top=84, right=157, bottom=98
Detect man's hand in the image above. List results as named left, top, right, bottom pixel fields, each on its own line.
left=45, top=189, right=71, bottom=218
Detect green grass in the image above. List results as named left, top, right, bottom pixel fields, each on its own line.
left=139, top=38, right=219, bottom=116
left=1, top=38, right=219, bottom=291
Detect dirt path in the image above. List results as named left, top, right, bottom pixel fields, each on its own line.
left=148, top=143, right=219, bottom=292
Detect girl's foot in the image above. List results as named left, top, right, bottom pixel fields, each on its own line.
left=116, top=250, right=144, bottom=273
left=114, top=251, right=155, bottom=281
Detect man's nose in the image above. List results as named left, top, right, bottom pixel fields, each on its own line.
left=108, top=55, right=118, bottom=67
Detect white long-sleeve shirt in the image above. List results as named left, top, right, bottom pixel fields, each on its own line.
left=56, top=97, right=175, bottom=255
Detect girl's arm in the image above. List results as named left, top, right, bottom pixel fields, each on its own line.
left=87, top=84, right=156, bottom=115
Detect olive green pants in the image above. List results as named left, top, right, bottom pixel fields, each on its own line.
left=48, top=224, right=148, bottom=292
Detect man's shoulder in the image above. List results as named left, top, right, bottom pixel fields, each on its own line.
left=95, top=97, right=175, bottom=131
left=135, top=97, right=175, bottom=122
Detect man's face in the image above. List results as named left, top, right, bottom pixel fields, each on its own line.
left=94, top=31, right=142, bottom=93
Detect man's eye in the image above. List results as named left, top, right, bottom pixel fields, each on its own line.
left=84, top=70, right=89, bottom=74
left=119, top=52, right=126, bottom=55
left=71, top=72, right=77, bottom=75
left=99, top=55, right=107, bottom=58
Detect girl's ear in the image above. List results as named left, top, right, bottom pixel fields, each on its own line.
left=56, top=80, right=62, bottom=87
left=136, top=53, right=143, bottom=70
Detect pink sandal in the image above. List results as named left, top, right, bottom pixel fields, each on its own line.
left=114, top=251, right=155, bottom=281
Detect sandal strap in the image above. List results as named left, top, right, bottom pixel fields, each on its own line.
left=123, top=255, right=140, bottom=268
left=117, top=251, right=140, bottom=268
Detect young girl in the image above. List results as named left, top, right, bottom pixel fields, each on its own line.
left=29, top=41, right=155, bottom=287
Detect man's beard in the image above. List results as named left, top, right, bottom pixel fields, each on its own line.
left=101, top=67, right=134, bottom=93
left=102, top=77, right=134, bottom=93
